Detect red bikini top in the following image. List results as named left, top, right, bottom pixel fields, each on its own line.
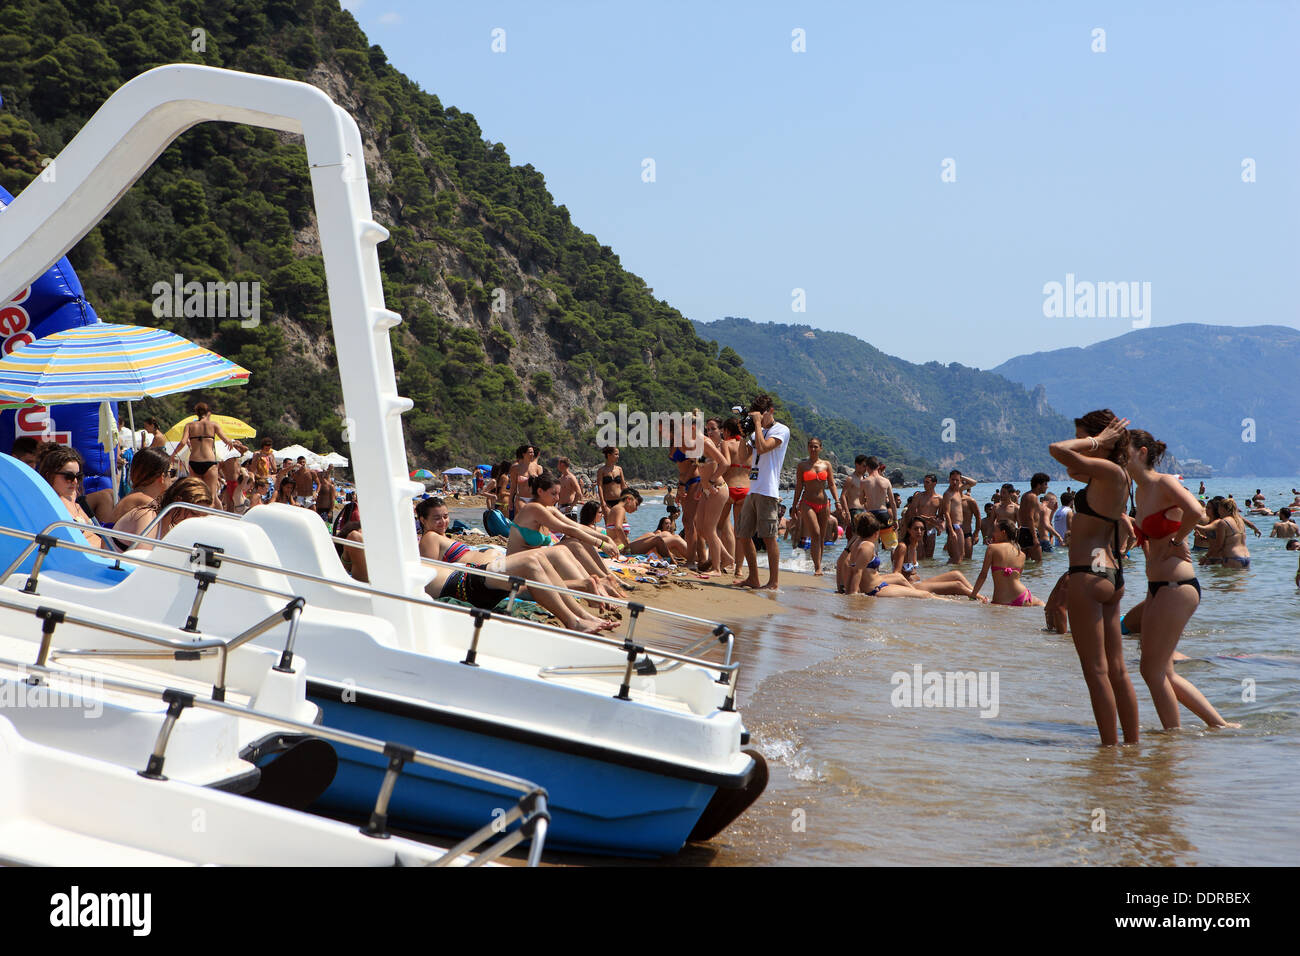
left=1134, top=508, right=1182, bottom=546
left=803, top=469, right=825, bottom=483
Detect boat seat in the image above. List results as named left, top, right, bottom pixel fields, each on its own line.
left=0, top=453, right=129, bottom=589
left=242, top=505, right=375, bottom=615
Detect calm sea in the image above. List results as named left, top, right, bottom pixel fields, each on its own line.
left=619, top=477, right=1300, bottom=866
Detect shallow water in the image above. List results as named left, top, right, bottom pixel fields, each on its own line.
left=627, top=477, right=1300, bottom=866
left=456, top=478, right=1299, bottom=865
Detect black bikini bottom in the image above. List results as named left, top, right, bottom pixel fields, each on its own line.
left=1068, top=564, right=1124, bottom=590
left=1147, top=577, right=1200, bottom=599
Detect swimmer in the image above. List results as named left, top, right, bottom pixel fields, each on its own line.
left=1269, top=508, right=1298, bottom=538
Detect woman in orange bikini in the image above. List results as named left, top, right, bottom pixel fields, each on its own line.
left=969, top=519, right=1042, bottom=606
left=791, top=437, right=837, bottom=575
left=1127, top=429, right=1237, bottom=729
left=718, top=418, right=752, bottom=576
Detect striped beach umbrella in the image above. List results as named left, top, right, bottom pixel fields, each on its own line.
left=0, top=322, right=249, bottom=404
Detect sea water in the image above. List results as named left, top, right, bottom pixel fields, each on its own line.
left=621, top=477, right=1300, bottom=865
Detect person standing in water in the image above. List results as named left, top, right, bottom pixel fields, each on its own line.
left=940, top=470, right=977, bottom=564
left=903, top=474, right=944, bottom=559
left=1199, top=498, right=1253, bottom=569
left=840, top=455, right=872, bottom=526
left=1016, top=473, right=1051, bottom=562
left=1127, top=429, right=1237, bottom=729
left=734, top=394, right=789, bottom=590
left=1049, top=409, right=1139, bottom=746
left=790, top=437, right=837, bottom=575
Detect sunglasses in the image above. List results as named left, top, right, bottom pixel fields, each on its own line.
left=55, top=471, right=82, bottom=481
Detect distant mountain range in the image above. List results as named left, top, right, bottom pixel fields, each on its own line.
left=695, top=318, right=1072, bottom=479
left=992, top=323, right=1300, bottom=477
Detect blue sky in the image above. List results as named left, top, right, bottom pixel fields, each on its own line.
left=343, top=0, right=1300, bottom=368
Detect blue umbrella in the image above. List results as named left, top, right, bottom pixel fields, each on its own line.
left=442, top=467, right=472, bottom=476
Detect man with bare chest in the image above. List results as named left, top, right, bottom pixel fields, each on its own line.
left=316, top=470, right=336, bottom=521
left=839, top=455, right=872, bottom=525
left=1016, top=472, right=1050, bottom=562
left=292, top=456, right=318, bottom=507
left=861, top=457, right=895, bottom=525
left=556, top=457, right=585, bottom=517
left=904, top=474, right=943, bottom=559
left=961, top=491, right=980, bottom=558
left=994, top=484, right=1019, bottom=526
left=940, top=470, right=977, bottom=564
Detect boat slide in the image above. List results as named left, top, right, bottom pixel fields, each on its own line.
left=0, top=63, right=766, bottom=857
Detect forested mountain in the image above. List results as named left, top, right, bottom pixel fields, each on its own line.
left=0, top=0, right=784, bottom=475
left=698, top=318, right=1073, bottom=479
left=994, top=324, right=1300, bottom=476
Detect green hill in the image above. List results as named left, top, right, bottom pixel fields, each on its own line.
left=0, top=0, right=779, bottom=476
left=993, top=323, right=1300, bottom=477
left=696, top=317, right=1075, bottom=480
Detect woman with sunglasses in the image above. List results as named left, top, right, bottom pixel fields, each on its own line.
left=38, top=447, right=103, bottom=550
left=109, top=448, right=174, bottom=547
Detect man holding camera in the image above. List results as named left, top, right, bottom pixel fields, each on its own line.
left=734, top=394, right=789, bottom=590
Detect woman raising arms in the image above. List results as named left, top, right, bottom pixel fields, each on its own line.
left=1049, top=409, right=1139, bottom=746
left=1127, top=429, right=1237, bottom=729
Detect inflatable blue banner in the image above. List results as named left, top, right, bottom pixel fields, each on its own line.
left=0, top=183, right=115, bottom=493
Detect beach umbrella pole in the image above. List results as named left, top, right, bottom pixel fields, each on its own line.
left=128, top=401, right=137, bottom=452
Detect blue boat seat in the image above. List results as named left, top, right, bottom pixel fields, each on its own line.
left=0, top=453, right=129, bottom=588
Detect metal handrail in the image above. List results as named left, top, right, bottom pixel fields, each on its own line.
left=0, top=524, right=305, bottom=675
left=0, top=519, right=740, bottom=702
left=0, top=651, right=548, bottom=866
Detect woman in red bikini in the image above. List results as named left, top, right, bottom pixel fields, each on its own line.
left=718, top=418, right=752, bottom=576
left=1127, top=429, right=1238, bottom=729
left=791, top=437, right=837, bottom=575
left=969, top=519, right=1042, bottom=606
left=1049, top=409, right=1139, bottom=746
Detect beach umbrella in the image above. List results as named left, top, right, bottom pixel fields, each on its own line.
left=442, top=467, right=472, bottom=476
left=322, top=452, right=349, bottom=468
left=0, top=322, right=248, bottom=458
left=410, top=468, right=435, bottom=480
left=276, top=444, right=326, bottom=468
left=165, top=414, right=256, bottom=442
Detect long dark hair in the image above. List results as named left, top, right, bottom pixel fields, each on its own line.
left=1126, top=428, right=1167, bottom=471
left=528, top=471, right=557, bottom=495
left=129, top=447, right=170, bottom=490
left=995, top=518, right=1019, bottom=547
left=1074, top=408, right=1130, bottom=466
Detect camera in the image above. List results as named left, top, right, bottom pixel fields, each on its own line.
left=741, top=417, right=755, bottom=436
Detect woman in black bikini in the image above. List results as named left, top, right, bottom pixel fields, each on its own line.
left=596, top=446, right=627, bottom=523
left=664, top=419, right=703, bottom=568
left=1049, top=409, right=1140, bottom=746
left=171, top=401, right=245, bottom=505
left=1126, top=430, right=1237, bottom=729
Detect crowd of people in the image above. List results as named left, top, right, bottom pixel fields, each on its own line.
left=8, top=401, right=344, bottom=553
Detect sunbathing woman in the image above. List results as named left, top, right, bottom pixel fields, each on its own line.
left=110, top=448, right=174, bottom=548
left=718, top=418, right=752, bottom=575
left=1048, top=409, right=1139, bottom=746
left=39, top=446, right=105, bottom=550
left=845, top=513, right=932, bottom=598
left=1127, top=429, right=1237, bottom=729
left=417, top=497, right=616, bottom=633
left=510, top=472, right=625, bottom=601
left=894, top=516, right=987, bottom=599
left=629, top=514, right=689, bottom=561
left=969, top=519, right=1043, bottom=606
left=790, top=437, right=837, bottom=575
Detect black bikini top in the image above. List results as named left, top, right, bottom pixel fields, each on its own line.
left=600, top=474, right=619, bottom=484
left=1074, top=483, right=1121, bottom=524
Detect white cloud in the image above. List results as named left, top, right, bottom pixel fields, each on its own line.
left=379, top=11, right=402, bottom=25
